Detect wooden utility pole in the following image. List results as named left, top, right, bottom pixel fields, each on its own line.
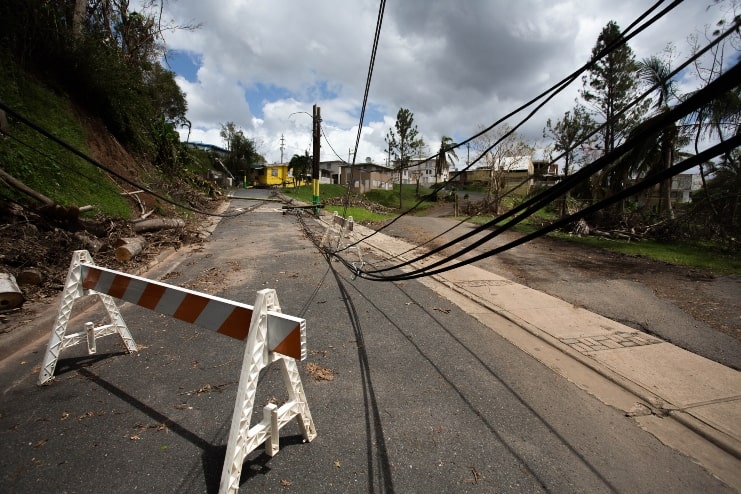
left=312, top=105, right=321, bottom=212
left=280, top=134, right=285, bottom=164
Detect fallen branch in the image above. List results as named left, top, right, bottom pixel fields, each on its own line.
left=0, top=166, right=54, bottom=206
left=122, top=190, right=146, bottom=215
left=133, top=218, right=185, bottom=233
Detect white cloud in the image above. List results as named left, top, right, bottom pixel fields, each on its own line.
left=156, top=0, right=726, bottom=164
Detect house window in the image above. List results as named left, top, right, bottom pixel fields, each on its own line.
left=271, top=169, right=278, bottom=177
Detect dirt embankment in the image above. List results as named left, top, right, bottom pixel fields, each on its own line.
left=0, top=115, right=219, bottom=336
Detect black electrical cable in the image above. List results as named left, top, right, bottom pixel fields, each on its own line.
left=358, top=60, right=741, bottom=278
left=359, top=134, right=739, bottom=281
left=320, top=124, right=349, bottom=165
left=0, top=100, right=249, bottom=218
left=339, top=0, right=685, bottom=250
left=351, top=0, right=387, bottom=168
left=350, top=14, right=739, bottom=274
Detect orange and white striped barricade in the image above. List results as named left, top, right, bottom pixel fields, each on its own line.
left=38, top=250, right=139, bottom=384
left=219, top=288, right=316, bottom=494
left=38, top=250, right=316, bottom=493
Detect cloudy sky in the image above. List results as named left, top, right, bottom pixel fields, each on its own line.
left=152, top=0, right=730, bottom=167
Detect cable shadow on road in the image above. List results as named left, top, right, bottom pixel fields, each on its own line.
left=329, top=263, right=396, bottom=494
left=338, top=269, right=620, bottom=493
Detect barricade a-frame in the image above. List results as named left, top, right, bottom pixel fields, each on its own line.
left=38, top=250, right=317, bottom=493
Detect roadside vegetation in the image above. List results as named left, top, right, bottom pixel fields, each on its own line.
left=0, top=1, right=736, bottom=281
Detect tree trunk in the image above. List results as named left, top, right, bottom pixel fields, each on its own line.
left=659, top=127, right=675, bottom=219
left=399, top=168, right=403, bottom=209
left=115, top=237, right=147, bottom=262
left=133, top=218, right=185, bottom=233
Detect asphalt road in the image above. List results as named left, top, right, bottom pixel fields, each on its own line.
left=0, top=190, right=733, bottom=493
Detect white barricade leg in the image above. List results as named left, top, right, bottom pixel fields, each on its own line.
left=319, top=211, right=340, bottom=248
left=38, top=250, right=137, bottom=385
left=219, top=289, right=316, bottom=494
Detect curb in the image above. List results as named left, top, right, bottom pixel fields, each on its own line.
left=349, top=222, right=741, bottom=462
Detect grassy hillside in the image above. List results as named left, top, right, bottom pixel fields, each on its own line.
left=0, top=59, right=132, bottom=217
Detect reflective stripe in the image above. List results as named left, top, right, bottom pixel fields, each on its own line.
left=80, top=264, right=303, bottom=358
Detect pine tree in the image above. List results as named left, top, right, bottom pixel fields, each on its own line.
left=581, top=21, right=647, bottom=155
left=581, top=21, right=648, bottom=202
left=385, top=108, right=424, bottom=208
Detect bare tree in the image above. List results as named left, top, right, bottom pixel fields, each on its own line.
left=473, top=125, right=534, bottom=215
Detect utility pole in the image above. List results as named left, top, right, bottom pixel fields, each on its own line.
left=280, top=134, right=285, bottom=164
left=312, top=105, right=321, bottom=213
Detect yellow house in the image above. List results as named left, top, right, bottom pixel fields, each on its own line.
left=255, top=164, right=293, bottom=187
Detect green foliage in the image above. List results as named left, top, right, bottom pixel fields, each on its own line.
left=288, top=151, right=312, bottom=187
left=219, top=122, right=263, bottom=180
left=436, top=136, right=458, bottom=181
left=386, top=108, right=425, bottom=208
left=684, top=151, right=741, bottom=247
left=0, top=60, right=131, bottom=217
left=581, top=21, right=648, bottom=155
left=0, top=0, right=190, bottom=166
left=543, top=105, right=595, bottom=178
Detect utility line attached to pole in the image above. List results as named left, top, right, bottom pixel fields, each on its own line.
left=312, top=105, right=321, bottom=213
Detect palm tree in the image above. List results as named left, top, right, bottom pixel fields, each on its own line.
left=435, top=136, right=458, bottom=188
left=637, top=55, right=679, bottom=219
left=288, top=151, right=311, bottom=190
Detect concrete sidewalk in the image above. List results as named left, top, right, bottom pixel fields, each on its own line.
left=339, top=219, right=741, bottom=489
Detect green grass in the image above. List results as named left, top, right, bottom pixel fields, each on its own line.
left=281, top=184, right=396, bottom=222
left=282, top=183, right=348, bottom=203
left=365, top=185, right=436, bottom=212
left=463, top=212, right=740, bottom=274
left=324, top=205, right=395, bottom=223
left=554, top=234, right=741, bottom=275
left=0, top=58, right=131, bottom=217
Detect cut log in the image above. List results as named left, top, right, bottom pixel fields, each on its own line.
left=0, top=273, right=24, bottom=310
left=115, top=237, right=147, bottom=262
left=75, top=231, right=103, bottom=253
left=133, top=218, right=185, bottom=233
left=17, top=268, right=43, bottom=286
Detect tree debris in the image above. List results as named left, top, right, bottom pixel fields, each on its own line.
left=114, top=237, right=147, bottom=262
left=306, top=362, right=334, bottom=381
left=0, top=273, right=24, bottom=310
left=133, top=217, right=185, bottom=233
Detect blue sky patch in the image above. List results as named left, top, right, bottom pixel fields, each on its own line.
left=165, top=50, right=201, bottom=82
left=244, top=83, right=296, bottom=118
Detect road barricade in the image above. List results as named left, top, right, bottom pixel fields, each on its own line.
left=38, top=250, right=317, bottom=494
left=320, top=211, right=363, bottom=264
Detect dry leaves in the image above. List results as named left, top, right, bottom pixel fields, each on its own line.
left=306, top=362, right=334, bottom=381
